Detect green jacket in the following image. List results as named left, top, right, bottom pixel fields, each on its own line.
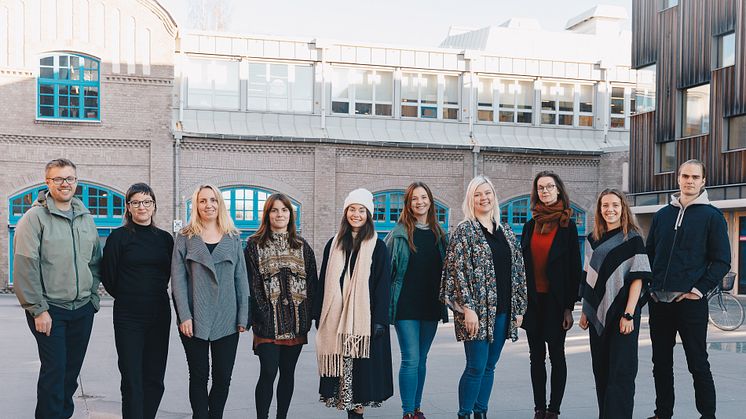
left=384, top=223, right=449, bottom=324
left=13, top=191, right=102, bottom=316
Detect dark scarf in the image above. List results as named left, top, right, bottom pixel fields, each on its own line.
left=532, top=200, right=573, bottom=234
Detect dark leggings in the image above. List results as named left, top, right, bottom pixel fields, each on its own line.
left=254, top=343, right=303, bottom=419
left=527, top=293, right=568, bottom=413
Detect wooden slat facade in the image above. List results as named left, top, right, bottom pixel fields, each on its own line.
left=632, top=0, right=659, bottom=68
left=630, top=0, right=746, bottom=195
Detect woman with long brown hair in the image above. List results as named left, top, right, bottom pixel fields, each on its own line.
left=313, top=188, right=393, bottom=418
left=244, top=193, right=318, bottom=419
left=385, top=182, right=448, bottom=419
left=520, top=171, right=582, bottom=419
left=578, top=189, right=651, bottom=419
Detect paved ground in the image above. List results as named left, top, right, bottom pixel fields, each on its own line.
left=2, top=294, right=746, bottom=418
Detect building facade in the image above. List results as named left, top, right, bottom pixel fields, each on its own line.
left=629, top=0, right=746, bottom=293
left=1, top=0, right=633, bottom=288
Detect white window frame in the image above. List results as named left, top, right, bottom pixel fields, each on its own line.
left=477, top=77, right=534, bottom=124
left=681, top=83, right=710, bottom=138
left=610, top=85, right=632, bottom=130
left=186, top=58, right=241, bottom=110
left=246, top=61, right=314, bottom=113
left=540, top=81, right=594, bottom=128
left=634, top=64, right=656, bottom=114
left=330, top=66, right=394, bottom=117
left=400, top=71, right=460, bottom=120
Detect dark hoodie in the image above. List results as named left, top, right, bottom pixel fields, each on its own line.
left=645, top=189, right=730, bottom=301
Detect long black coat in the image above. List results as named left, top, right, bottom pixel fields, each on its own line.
left=520, top=219, right=582, bottom=339
left=313, top=238, right=394, bottom=404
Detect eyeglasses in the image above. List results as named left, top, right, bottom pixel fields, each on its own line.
left=537, top=184, right=556, bottom=193
left=46, top=176, right=77, bottom=185
left=128, top=200, right=154, bottom=208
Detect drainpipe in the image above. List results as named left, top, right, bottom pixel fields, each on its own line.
left=461, top=50, right=480, bottom=178
left=173, top=48, right=186, bottom=230
left=311, top=39, right=329, bottom=130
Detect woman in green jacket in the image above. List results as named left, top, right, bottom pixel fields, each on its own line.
left=385, top=182, right=448, bottom=419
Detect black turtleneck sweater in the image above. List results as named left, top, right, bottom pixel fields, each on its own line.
left=102, top=223, right=174, bottom=305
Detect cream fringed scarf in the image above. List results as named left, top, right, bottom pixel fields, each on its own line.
left=316, top=235, right=376, bottom=377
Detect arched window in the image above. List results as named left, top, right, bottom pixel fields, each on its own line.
left=8, top=183, right=125, bottom=284
left=38, top=53, right=100, bottom=120
left=372, top=190, right=449, bottom=238
left=186, top=186, right=301, bottom=242
left=499, top=195, right=587, bottom=255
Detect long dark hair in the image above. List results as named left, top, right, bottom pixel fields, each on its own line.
left=336, top=207, right=375, bottom=254
left=250, top=193, right=302, bottom=249
left=592, top=188, right=639, bottom=241
left=398, top=182, right=445, bottom=252
left=124, top=183, right=157, bottom=230
left=530, top=170, right=571, bottom=210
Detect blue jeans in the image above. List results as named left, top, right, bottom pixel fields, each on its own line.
left=458, top=313, right=508, bottom=416
left=395, top=320, right=439, bottom=414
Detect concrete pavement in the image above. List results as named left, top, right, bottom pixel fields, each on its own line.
left=2, top=294, right=746, bottom=418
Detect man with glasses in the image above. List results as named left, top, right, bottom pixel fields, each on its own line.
left=13, top=158, right=103, bottom=419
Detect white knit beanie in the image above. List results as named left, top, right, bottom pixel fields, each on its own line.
left=343, top=188, right=374, bottom=215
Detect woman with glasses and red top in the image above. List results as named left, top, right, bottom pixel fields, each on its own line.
left=520, top=171, right=582, bottom=419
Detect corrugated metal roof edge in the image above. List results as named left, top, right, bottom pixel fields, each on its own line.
left=180, top=132, right=605, bottom=156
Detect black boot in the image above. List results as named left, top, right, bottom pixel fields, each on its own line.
left=347, top=409, right=364, bottom=419
left=457, top=414, right=471, bottom=419
left=473, top=413, right=486, bottom=419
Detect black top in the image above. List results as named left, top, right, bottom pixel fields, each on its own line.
left=206, top=242, right=219, bottom=253
left=396, top=228, right=443, bottom=321
left=101, top=223, right=174, bottom=304
left=480, top=223, right=512, bottom=314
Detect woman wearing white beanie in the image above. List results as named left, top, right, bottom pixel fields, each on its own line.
left=313, top=188, right=394, bottom=418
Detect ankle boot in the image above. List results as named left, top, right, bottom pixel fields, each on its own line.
left=544, top=411, right=558, bottom=419
left=533, top=409, right=546, bottom=419
left=347, top=409, right=364, bottom=419
left=457, top=414, right=470, bottom=419
left=474, top=412, right=487, bottom=419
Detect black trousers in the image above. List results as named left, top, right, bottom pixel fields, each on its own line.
left=180, top=332, right=240, bottom=419
left=526, top=293, right=568, bottom=414
left=254, top=343, right=304, bottom=419
left=649, top=298, right=715, bottom=419
left=588, top=313, right=640, bottom=419
left=25, top=302, right=95, bottom=419
left=113, top=300, right=170, bottom=419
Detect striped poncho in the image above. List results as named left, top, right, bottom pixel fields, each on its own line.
left=581, top=228, right=652, bottom=336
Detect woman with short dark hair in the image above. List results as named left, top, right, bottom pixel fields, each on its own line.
left=102, top=183, right=174, bottom=419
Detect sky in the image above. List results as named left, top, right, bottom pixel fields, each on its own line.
left=158, top=0, right=632, bottom=47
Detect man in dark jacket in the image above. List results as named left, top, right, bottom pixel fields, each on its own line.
left=645, top=159, right=730, bottom=419
left=13, top=159, right=102, bottom=419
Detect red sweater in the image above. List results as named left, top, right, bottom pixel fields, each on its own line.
left=531, top=225, right=558, bottom=293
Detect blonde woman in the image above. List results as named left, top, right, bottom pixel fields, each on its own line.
left=441, top=175, right=527, bottom=419
left=171, top=184, right=249, bottom=419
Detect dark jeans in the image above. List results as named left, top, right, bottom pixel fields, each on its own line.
left=114, top=300, right=170, bottom=419
left=394, top=320, right=439, bottom=414
left=649, top=298, right=716, bottom=419
left=25, top=302, right=95, bottom=419
left=589, top=313, right=641, bottom=419
left=254, top=342, right=303, bottom=419
left=526, top=293, right=568, bottom=414
left=180, top=332, right=240, bottom=419
left=458, top=313, right=508, bottom=416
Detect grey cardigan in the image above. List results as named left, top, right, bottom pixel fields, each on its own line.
left=171, top=232, right=250, bottom=341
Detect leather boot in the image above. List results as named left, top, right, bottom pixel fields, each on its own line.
left=544, top=411, right=558, bottom=419
left=347, top=409, right=364, bottom=419
left=457, top=414, right=470, bottom=419
left=533, top=409, right=546, bottom=419
left=473, top=412, right=487, bottom=419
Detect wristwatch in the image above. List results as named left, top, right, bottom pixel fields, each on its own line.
left=622, top=312, right=634, bottom=321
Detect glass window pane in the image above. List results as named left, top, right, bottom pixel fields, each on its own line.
left=611, top=117, right=625, bottom=128
left=635, top=64, right=656, bottom=113
left=401, top=105, right=418, bottom=117
left=559, top=114, right=574, bottom=125
left=444, top=75, right=459, bottom=105
left=356, top=70, right=373, bottom=101
left=248, top=63, right=268, bottom=98
left=355, top=102, right=372, bottom=115
left=727, top=115, right=746, bottom=150
left=421, top=74, right=437, bottom=104
left=682, top=84, right=710, bottom=137
left=40, top=56, right=53, bottom=66
left=611, top=87, right=625, bottom=115
left=444, top=108, right=458, bottom=120
left=376, top=71, right=393, bottom=102
left=40, top=67, right=54, bottom=78
left=541, top=84, right=556, bottom=111
left=517, top=111, right=532, bottom=124
left=401, top=73, right=418, bottom=102
left=374, top=103, right=392, bottom=116
left=421, top=106, right=437, bottom=118
left=478, top=78, right=493, bottom=107
left=478, top=109, right=493, bottom=121
left=516, top=81, right=533, bottom=110
left=499, top=111, right=514, bottom=123
left=292, top=65, right=313, bottom=101
left=579, top=115, right=593, bottom=127
left=660, top=142, right=676, bottom=172
left=332, top=68, right=349, bottom=100
left=332, top=101, right=349, bottom=114
left=558, top=83, right=574, bottom=112
left=579, top=85, right=593, bottom=112
left=268, top=64, right=288, bottom=98
left=719, top=32, right=736, bottom=67
left=498, top=80, right=515, bottom=109
left=542, top=113, right=555, bottom=124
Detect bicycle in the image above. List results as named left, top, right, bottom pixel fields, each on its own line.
left=707, top=272, right=744, bottom=331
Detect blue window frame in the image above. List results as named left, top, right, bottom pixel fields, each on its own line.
left=372, top=190, right=449, bottom=239
left=8, top=183, right=125, bottom=284
left=499, top=195, right=587, bottom=257
left=186, top=186, right=301, bottom=243
left=38, top=53, right=100, bottom=120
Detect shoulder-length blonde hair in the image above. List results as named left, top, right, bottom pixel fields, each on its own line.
left=462, top=175, right=500, bottom=225
left=181, top=184, right=239, bottom=238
